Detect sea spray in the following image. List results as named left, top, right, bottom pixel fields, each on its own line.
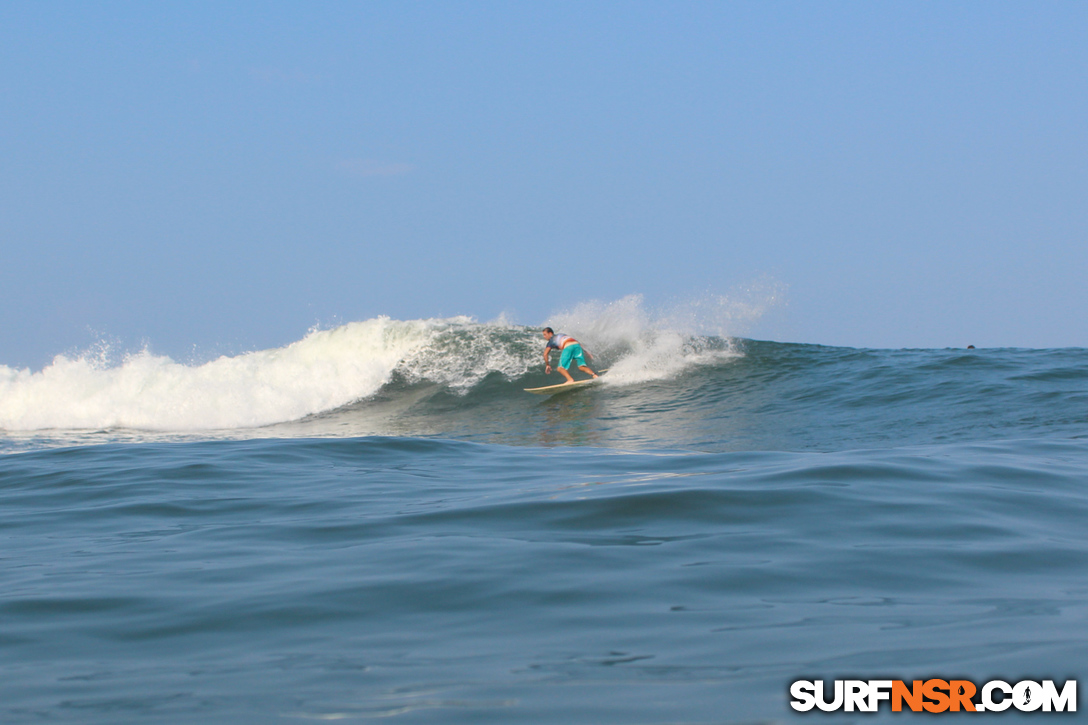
left=545, top=294, right=752, bottom=384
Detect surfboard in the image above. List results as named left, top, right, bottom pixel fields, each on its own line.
left=524, top=371, right=607, bottom=395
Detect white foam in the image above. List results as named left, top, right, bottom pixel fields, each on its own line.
left=0, top=317, right=465, bottom=432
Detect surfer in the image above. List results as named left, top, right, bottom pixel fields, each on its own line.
left=542, top=327, right=598, bottom=384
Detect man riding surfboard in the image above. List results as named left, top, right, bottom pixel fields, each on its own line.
left=542, top=327, right=599, bottom=384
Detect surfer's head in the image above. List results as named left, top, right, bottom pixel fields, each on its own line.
left=542, top=327, right=554, bottom=340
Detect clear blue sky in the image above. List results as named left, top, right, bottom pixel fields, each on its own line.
left=2, top=2, right=1086, bottom=368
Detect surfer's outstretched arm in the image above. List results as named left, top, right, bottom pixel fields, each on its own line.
left=542, top=328, right=557, bottom=373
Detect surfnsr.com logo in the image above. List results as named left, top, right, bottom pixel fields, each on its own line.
left=790, top=679, right=1076, bottom=713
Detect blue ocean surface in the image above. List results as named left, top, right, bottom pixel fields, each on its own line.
left=1, top=315, right=1086, bottom=723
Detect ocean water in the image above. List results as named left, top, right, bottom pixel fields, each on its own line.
left=1, top=310, right=1086, bottom=723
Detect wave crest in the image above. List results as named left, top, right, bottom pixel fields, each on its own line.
left=0, top=296, right=758, bottom=433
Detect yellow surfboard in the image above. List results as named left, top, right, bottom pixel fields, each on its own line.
left=524, top=370, right=607, bottom=395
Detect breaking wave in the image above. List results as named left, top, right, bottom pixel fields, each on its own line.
left=0, top=295, right=748, bottom=433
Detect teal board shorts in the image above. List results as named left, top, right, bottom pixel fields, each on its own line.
left=559, top=342, right=587, bottom=370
